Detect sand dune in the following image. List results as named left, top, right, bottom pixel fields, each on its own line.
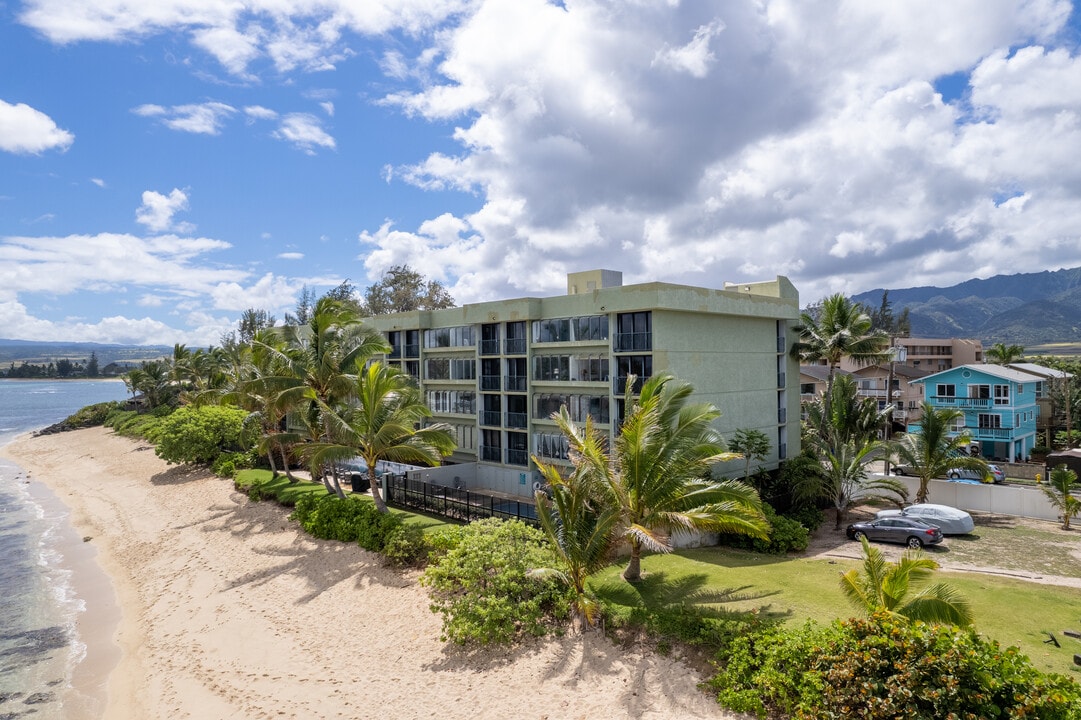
left=2, top=427, right=738, bottom=720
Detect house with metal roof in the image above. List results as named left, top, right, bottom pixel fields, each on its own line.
left=910, top=363, right=1051, bottom=462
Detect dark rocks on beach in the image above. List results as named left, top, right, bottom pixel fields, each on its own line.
left=22, top=692, right=54, bottom=705
left=32, top=421, right=75, bottom=437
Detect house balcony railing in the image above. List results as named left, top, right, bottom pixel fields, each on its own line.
left=388, top=346, right=402, bottom=359
left=504, top=376, right=528, bottom=392
left=480, top=339, right=501, bottom=355
left=506, top=448, right=529, bottom=466
left=931, top=396, right=992, bottom=409
left=479, top=445, right=502, bottom=462
left=615, top=375, right=646, bottom=394
left=403, top=343, right=420, bottom=358
left=480, top=411, right=502, bottom=427
left=480, top=375, right=501, bottom=391
left=961, top=427, right=1014, bottom=441
left=504, top=338, right=526, bottom=355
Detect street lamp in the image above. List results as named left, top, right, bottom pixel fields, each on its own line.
left=883, top=344, right=907, bottom=475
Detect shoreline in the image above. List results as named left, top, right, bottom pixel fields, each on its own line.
left=1, top=427, right=736, bottom=720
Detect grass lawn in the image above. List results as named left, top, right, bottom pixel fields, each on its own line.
left=592, top=545, right=1081, bottom=676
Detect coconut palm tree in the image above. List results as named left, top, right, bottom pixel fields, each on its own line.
left=841, top=536, right=974, bottom=626
left=304, top=361, right=456, bottom=510
left=260, top=297, right=389, bottom=497
left=985, top=342, right=1025, bottom=365
left=1041, top=464, right=1081, bottom=530
left=531, top=413, right=622, bottom=626
left=799, top=434, right=908, bottom=529
left=893, top=403, right=989, bottom=503
left=804, top=374, right=889, bottom=454
left=566, top=372, right=769, bottom=582
left=793, top=293, right=890, bottom=419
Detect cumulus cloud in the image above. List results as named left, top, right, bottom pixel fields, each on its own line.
left=271, top=113, right=335, bottom=153
left=136, top=189, right=194, bottom=233
left=277, top=251, right=304, bottom=259
left=0, top=99, right=74, bottom=154
left=133, top=101, right=236, bottom=134
left=244, top=105, right=278, bottom=121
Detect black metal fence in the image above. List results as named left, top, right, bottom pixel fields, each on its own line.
left=385, top=475, right=538, bottom=526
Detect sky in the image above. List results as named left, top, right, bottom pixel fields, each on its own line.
left=3, top=0, right=1081, bottom=347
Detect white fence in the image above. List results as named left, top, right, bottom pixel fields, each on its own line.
left=886, top=475, right=1060, bottom=522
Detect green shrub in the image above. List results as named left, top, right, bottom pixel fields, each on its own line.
left=420, top=518, right=570, bottom=644
left=211, top=449, right=258, bottom=478
left=290, top=494, right=403, bottom=551
left=782, top=503, right=825, bottom=532
left=154, top=405, right=251, bottom=466
left=105, top=408, right=167, bottom=442
left=382, top=523, right=428, bottom=566
left=711, top=612, right=1081, bottom=719
left=65, top=401, right=121, bottom=428
left=720, top=504, right=809, bottom=554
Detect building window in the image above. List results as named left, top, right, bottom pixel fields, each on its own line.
left=616, top=355, right=652, bottom=394
left=532, top=315, right=609, bottom=343
left=424, top=326, right=475, bottom=348
left=615, top=311, right=651, bottom=351
left=533, top=432, right=569, bottom=460
left=936, top=384, right=955, bottom=397
left=534, top=393, right=610, bottom=424
left=994, top=384, right=1010, bottom=405
left=800, top=382, right=816, bottom=395
left=978, top=414, right=1001, bottom=429
left=426, top=390, right=476, bottom=415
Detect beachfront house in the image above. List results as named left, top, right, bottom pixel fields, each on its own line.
left=910, top=363, right=1052, bottom=462
left=362, top=270, right=802, bottom=498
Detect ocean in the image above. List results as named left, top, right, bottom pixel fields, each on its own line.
left=0, top=380, right=131, bottom=718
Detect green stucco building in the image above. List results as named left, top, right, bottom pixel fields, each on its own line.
left=363, top=270, right=801, bottom=497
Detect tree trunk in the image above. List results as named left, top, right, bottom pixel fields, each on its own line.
left=265, top=447, right=278, bottom=477
left=834, top=505, right=844, bottom=530
left=916, top=478, right=929, bottom=504
left=622, top=540, right=642, bottom=582
left=279, top=445, right=296, bottom=482
left=368, top=466, right=388, bottom=513
left=322, top=464, right=346, bottom=499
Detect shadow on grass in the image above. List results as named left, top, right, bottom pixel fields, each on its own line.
left=594, top=570, right=788, bottom=625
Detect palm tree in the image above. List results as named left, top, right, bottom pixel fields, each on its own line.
left=305, top=361, right=456, bottom=510
left=532, top=414, right=622, bottom=627
left=799, top=435, right=908, bottom=529
left=893, top=403, right=989, bottom=503
left=1041, top=464, right=1081, bottom=530
left=804, top=374, right=890, bottom=453
left=261, top=297, right=388, bottom=497
left=985, top=342, right=1025, bottom=365
left=840, top=536, right=974, bottom=626
left=793, top=293, right=890, bottom=419
left=566, top=372, right=769, bottom=582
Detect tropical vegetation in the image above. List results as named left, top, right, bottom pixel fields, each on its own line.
left=1042, top=464, right=1081, bottom=531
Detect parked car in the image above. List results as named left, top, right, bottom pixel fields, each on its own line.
left=845, top=517, right=944, bottom=548
left=947, top=464, right=1005, bottom=483
left=891, top=463, right=1004, bottom=483
left=876, top=504, right=975, bottom=535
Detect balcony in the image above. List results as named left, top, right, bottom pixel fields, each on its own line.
left=931, top=396, right=992, bottom=409
left=480, top=375, right=501, bottom=391
left=506, top=448, right=529, bottom=466
left=614, top=332, right=652, bottom=352
left=480, top=411, right=502, bottom=427
left=403, top=343, right=420, bottom=358
left=504, top=338, right=526, bottom=355
left=480, top=339, right=500, bottom=356
left=479, top=445, right=501, bottom=462
left=388, top=346, right=402, bottom=359
left=615, top=375, right=646, bottom=394
left=964, top=426, right=1015, bottom=441
left=504, top=376, right=528, bottom=392
left=505, top=412, right=528, bottom=429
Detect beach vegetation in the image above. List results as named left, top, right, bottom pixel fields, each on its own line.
left=104, top=407, right=168, bottom=442
left=710, top=613, right=1081, bottom=719
left=290, top=493, right=403, bottom=552
left=154, top=405, right=254, bottom=466
left=420, top=518, right=571, bottom=644
left=840, top=536, right=973, bottom=626
left=718, top=503, right=809, bottom=555
left=532, top=418, right=622, bottom=626
left=62, top=400, right=121, bottom=428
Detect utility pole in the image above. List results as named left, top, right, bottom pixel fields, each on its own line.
left=882, top=341, right=906, bottom=475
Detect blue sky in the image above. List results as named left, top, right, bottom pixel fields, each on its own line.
left=2, top=0, right=1081, bottom=346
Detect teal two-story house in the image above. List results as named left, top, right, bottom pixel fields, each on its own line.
left=910, top=364, right=1046, bottom=462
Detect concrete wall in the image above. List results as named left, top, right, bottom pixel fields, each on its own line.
left=890, top=476, right=1061, bottom=522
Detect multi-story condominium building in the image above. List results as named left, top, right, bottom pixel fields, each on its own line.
left=363, top=270, right=801, bottom=498
left=837, top=337, right=983, bottom=374
left=911, top=363, right=1053, bottom=462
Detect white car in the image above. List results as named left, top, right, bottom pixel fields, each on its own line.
left=876, top=503, right=975, bottom=535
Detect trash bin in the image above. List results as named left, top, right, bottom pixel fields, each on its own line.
left=349, top=473, right=369, bottom=493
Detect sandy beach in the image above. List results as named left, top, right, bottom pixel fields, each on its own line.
left=1, top=427, right=738, bottom=720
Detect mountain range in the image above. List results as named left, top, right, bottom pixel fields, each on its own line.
left=850, top=266, right=1081, bottom=347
